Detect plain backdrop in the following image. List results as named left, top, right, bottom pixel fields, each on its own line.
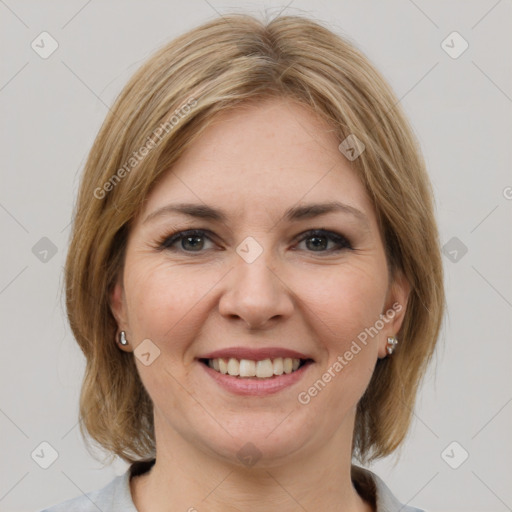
left=1, top=1, right=511, bottom=511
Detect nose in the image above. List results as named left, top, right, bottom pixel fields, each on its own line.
left=218, top=248, right=294, bottom=330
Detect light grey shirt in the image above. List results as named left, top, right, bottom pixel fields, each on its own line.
left=39, top=460, right=425, bottom=512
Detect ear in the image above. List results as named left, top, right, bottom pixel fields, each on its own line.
left=377, top=269, right=411, bottom=359
left=109, top=273, right=132, bottom=352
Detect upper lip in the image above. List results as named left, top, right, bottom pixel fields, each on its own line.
left=199, top=347, right=314, bottom=361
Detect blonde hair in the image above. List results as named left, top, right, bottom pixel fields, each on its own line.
left=65, top=13, right=445, bottom=465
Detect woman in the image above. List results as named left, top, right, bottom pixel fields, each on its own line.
left=41, top=12, right=444, bottom=512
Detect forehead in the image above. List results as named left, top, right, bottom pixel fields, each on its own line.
left=140, top=97, right=375, bottom=226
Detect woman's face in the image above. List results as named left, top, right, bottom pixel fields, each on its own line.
left=111, top=98, right=409, bottom=467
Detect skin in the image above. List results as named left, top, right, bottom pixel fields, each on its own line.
left=110, top=97, right=410, bottom=512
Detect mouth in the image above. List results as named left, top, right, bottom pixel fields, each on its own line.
left=196, top=347, right=315, bottom=395
left=198, top=356, right=314, bottom=379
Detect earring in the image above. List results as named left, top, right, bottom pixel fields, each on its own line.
left=118, top=331, right=129, bottom=346
left=386, top=336, right=398, bottom=355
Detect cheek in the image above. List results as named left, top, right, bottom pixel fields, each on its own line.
left=124, top=258, right=217, bottom=342
left=122, top=260, right=209, bottom=403
left=297, top=265, right=385, bottom=412
left=296, top=259, right=388, bottom=345
left=292, top=261, right=388, bottom=427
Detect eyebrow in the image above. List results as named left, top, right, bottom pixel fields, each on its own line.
left=143, top=201, right=370, bottom=229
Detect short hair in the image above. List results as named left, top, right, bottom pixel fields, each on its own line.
left=65, top=13, right=445, bottom=465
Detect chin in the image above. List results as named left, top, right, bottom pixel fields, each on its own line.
left=188, top=413, right=316, bottom=469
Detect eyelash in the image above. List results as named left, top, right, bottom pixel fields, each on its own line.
left=155, top=228, right=353, bottom=254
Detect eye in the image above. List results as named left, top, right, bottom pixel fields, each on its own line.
left=157, top=229, right=215, bottom=252
left=295, top=229, right=352, bottom=253
left=155, top=228, right=353, bottom=254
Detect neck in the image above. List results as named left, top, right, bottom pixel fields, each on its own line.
left=130, top=412, right=373, bottom=512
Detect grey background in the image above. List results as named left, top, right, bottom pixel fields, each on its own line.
left=1, top=1, right=511, bottom=511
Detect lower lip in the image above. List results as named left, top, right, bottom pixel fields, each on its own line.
left=199, top=360, right=313, bottom=396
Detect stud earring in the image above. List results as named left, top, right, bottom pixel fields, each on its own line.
left=118, top=331, right=129, bottom=346
left=386, top=336, right=398, bottom=355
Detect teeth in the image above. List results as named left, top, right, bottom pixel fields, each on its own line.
left=218, top=358, right=228, bottom=374
left=227, top=358, right=239, bottom=376
left=256, top=359, right=274, bottom=378
left=239, top=359, right=256, bottom=377
left=206, top=357, right=304, bottom=378
left=273, top=357, right=284, bottom=375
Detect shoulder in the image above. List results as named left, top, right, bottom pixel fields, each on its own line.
left=352, top=465, right=427, bottom=512
left=38, top=470, right=135, bottom=512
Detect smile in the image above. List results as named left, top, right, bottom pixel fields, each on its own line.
left=196, top=347, right=315, bottom=395
left=201, top=357, right=309, bottom=379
